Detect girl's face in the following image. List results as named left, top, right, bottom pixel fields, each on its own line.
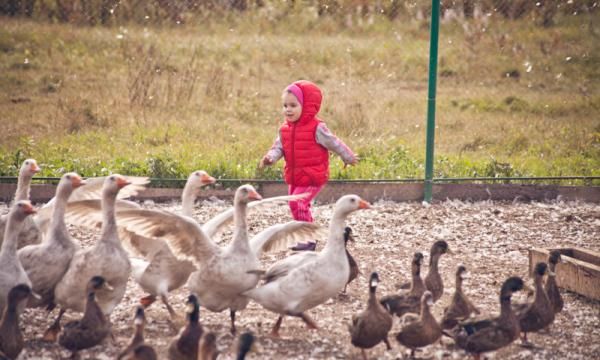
left=282, top=92, right=302, bottom=122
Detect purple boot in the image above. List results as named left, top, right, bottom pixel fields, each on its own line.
left=290, top=241, right=317, bottom=251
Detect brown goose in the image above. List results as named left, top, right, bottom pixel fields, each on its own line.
left=58, top=276, right=112, bottom=358
left=545, top=250, right=563, bottom=313
left=424, top=240, right=451, bottom=302
left=342, top=226, right=360, bottom=293
left=198, top=332, right=219, bottom=360
left=380, top=252, right=425, bottom=317
left=168, top=294, right=202, bottom=360
left=450, top=277, right=526, bottom=360
left=18, top=173, right=85, bottom=310
left=395, top=291, right=441, bottom=358
left=118, top=306, right=157, bottom=360
left=349, top=272, right=393, bottom=360
left=0, top=284, right=32, bottom=360
left=513, top=262, right=555, bottom=344
left=441, top=265, right=480, bottom=329
left=0, top=159, right=41, bottom=250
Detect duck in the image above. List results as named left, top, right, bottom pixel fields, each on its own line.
left=0, top=159, right=41, bottom=250
left=46, top=175, right=135, bottom=341
left=0, top=200, right=36, bottom=314
left=343, top=226, right=360, bottom=294
left=235, top=332, right=256, bottom=360
left=243, top=195, right=371, bottom=337
left=449, top=276, right=526, bottom=360
left=512, top=262, right=555, bottom=344
left=545, top=250, right=563, bottom=313
left=58, top=276, right=112, bottom=358
left=168, top=294, right=202, bottom=360
left=0, top=284, right=32, bottom=360
left=379, top=252, right=426, bottom=317
left=424, top=240, right=451, bottom=302
left=441, top=265, right=480, bottom=329
left=348, top=272, right=393, bottom=360
left=395, top=291, right=441, bottom=358
left=110, top=184, right=324, bottom=334
left=118, top=306, right=157, bottom=360
left=17, top=173, right=85, bottom=310
left=198, top=332, right=219, bottom=360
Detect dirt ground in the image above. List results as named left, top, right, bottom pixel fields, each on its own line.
left=5, top=196, right=600, bottom=359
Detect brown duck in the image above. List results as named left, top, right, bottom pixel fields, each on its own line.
left=168, top=294, right=202, bottom=360
left=450, top=277, right=526, bottom=360
left=513, top=262, right=555, bottom=344
left=118, top=306, right=157, bottom=360
left=395, top=291, right=441, bottom=358
left=235, top=332, right=256, bottom=360
left=545, top=250, right=563, bottom=313
left=380, top=252, right=425, bottom=317
left=198, top=332, right=219, bottom=360
left=343, top=226, right=360, bottom=293
left=349, top=272, right=393, bottom=360
left=441, top=265, right=480, bottom=329
left=424, top=240, right=451, bottom=302
left=58, top=276, right=112, bottom=358
left=0, top=284, right=32, bottom=360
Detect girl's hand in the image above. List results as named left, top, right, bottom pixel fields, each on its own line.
left=344, top=156, right=359, bottom=168
left=259, top=156, right=274, bottom=168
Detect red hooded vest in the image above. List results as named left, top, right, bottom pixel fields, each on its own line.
left=280, top=81, right=329, bottom=186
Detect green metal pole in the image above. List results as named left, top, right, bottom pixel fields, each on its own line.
left=424, top=0, right=440, bottom=203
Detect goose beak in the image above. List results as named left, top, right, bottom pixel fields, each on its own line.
left=358, top=199, right=371, bottom=209
left=248, top=190, right=262, bottom=201
left=31, top=163, right=41, bottom=173
left=202, top=174, right=216, bottom=185
left=116, top=177, right=131, bottom=188
left=24, top=204, right=37, bottom=215
left=72, top=176, right=86, bottom=188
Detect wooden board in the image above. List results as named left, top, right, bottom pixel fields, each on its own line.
left=529, top=247, right=600, bottom=300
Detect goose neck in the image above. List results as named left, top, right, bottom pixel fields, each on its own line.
left=0, top=212, right=23, bottom=256
left=181, top=185, right=196, bottom=217
left=15, top=174, right=32, bottom=202
left=99, top=191, right=118, bottom=245
left=48, top=186, right=71, bottom=245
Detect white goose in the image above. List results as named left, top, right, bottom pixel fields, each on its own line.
left=0, top=200, right=37, bottom=314
left=110, top=184, right=325, bottom=333
left=0, top=159, right=41, bottom=249
left=43, top=175, right=136, bottom=342
left=17, top=173, right=86, bottom=309
left=243, top=194, right=371, bottom=337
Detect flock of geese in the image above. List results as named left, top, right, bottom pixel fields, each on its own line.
left=0, top=159, right=565, bottom=359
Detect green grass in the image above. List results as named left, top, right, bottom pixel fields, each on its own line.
left=0, top=11, right=599, bottom=185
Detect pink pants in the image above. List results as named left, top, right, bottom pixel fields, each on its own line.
left=288, top=184, right=325, bottom=222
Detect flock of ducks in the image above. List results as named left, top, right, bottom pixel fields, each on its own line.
left=0, top=159, right=566, bottom=359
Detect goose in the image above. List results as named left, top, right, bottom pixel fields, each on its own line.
left=198, top=332, right=219, bottom=360
left=0, top=284, right=32, bottom=360
left=348, top=272, right=393, bottom=360
left=58, top=276, right=112, bottom=358
left=17, top=173, right=85, bottom=309
left=545, top=250, right=563, bottom=313
left=512, top=262, right=555, bottom=345
left=448, top=277, right=526, bottom=360
left=395, top=291, right=441, bottom=358
left=102, top=184, right=324, bottom=334
left=0, top=159, right=41, bottom=250
left=441, top=265, right=480, bottom=329
left=118, top=306, right=157, bottom=360
left=380, top=252, right=426, bottom=317
left=0, top=201, right=36, bottom=314
left=44, top=175, right=135, bottom=341
left=168, top=294, right=202, bottom=360
left=243, top=194, right=371, bottom=337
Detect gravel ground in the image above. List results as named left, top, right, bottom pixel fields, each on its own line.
left=4, top=196, right=600, bottom=359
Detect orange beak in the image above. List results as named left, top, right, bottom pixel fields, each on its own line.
left=248, top=190, right=263, bottom=201
left=24, top=203, right=37, bottom=215
left=202, top=174, right=216, bottom=185
left=31, top=163, right=41, bottom=173
left=72, top=176, right=86, bottom=188
left=116, top=177, right=131, bottom=188
left=358, top=199, right=371, bottom=209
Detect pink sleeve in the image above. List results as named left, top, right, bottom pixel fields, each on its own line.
left=315, top=123, right=356, bottom=164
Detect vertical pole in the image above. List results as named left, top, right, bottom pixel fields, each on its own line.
left=424, top=0, right=440, bottom=203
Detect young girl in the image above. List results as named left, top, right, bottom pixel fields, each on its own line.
left=259, top=80, right=358, bottom=250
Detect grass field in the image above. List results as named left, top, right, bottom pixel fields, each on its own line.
left=1, top=10, right=599, bottom=183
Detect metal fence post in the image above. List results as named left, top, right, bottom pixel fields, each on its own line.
left=424, top=0, right=440, bottom=203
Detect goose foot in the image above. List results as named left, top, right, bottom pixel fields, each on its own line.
left=270, top=316, right=284, bottom=338
left=298, top=313, right=319, bottom=330
left=140, top=295, right=156, bottom=308
left=42, top=308, right=65, bottom=342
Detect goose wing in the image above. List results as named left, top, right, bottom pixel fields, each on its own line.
left=250, top=221, right=327, bottom=258
left=263, top=251, right=318, bottom=283
left=201, top=193, right=310, bottom=238
left=115, top=209, right=218, bottom=266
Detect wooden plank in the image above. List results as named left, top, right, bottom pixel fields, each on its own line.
left=529, top=247, right=600, bottom=300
